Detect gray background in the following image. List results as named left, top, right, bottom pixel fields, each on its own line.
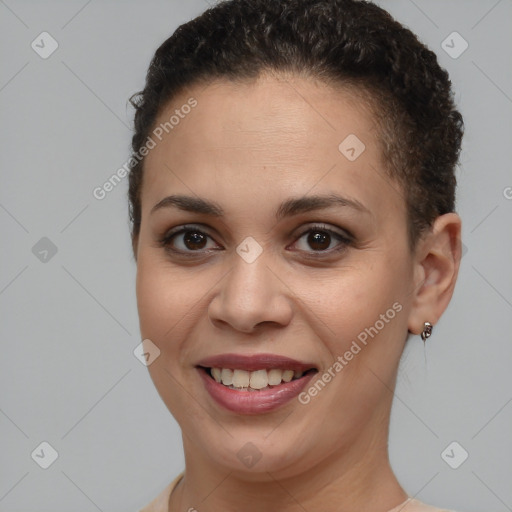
left=0, top=0, right=511, bottom=510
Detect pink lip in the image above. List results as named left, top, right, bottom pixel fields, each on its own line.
left=198, top=369, right=316, bottom=414
left=196, top=353, right=317, bottom=372
left=195, top=353, right=318, bottom=415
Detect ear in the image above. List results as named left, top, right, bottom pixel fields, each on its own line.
left=407, top=213, right=462, bottom=336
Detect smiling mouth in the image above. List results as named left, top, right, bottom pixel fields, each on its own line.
left=199, top=366, right=318, bottom=391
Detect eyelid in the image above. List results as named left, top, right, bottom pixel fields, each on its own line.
left=162, top=222, right=353, bottom=241
left=162, top=223, right=214, bottom=238
left=293, top=222, right=353, bottom=242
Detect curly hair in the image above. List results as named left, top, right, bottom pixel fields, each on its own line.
left=128, top=0, right=463, bottom=254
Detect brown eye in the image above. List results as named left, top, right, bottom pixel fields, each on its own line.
left=160, top=225, right=220, bottom=253
left=307, top=231, right=331, bottom=251
left=182, top=231, right=208, bottom=250
left=292, top=224, right=352, bottom=255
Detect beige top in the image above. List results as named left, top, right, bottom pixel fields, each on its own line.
left=139, top=472, right=456, bottom=512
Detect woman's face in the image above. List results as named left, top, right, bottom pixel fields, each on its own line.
left=135, top=73, right=419, bottom=477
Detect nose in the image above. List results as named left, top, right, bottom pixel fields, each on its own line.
left=208, top=250, right=293, bottom=334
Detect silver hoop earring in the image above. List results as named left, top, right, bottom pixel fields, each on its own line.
left=421, top=322, right=433, bottom=342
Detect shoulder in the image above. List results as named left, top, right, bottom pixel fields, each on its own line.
left=390, top=498, right=457, bottom=512
left=138, top=472, right=184, bottom=512
left=138, top=482, right=458, bottom=512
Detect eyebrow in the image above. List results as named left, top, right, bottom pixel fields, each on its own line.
left=150, top=193, right=371, bottom=219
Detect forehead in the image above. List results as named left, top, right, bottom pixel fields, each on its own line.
left=141, top=73, right=403, bottom=221
left=149, top=73, right=378, bottom=160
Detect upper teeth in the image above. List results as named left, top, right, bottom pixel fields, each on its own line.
left=210, top=368, right=303, bottom=389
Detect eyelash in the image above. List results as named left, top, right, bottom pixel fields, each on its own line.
left=158, top=223, right=354, bottom=258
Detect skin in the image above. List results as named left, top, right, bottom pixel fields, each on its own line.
left=133, top=72, right=462, bottom=512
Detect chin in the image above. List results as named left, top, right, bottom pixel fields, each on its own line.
left=186, top=419, right=322, bottom=479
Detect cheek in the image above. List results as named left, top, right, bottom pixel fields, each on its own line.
left=304, top=255, right=409, bottom=360
left=315, top=268, right=399, bottom=324
left=135, top=254, right=203, bottom=415
left=135, top=252, right=201, bottom=346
